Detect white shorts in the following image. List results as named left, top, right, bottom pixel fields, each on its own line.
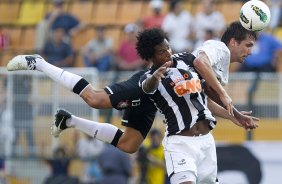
left=163, top=132, right=217, bottom=184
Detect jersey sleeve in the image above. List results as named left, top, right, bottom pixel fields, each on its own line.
left=193, top=40, right=229, bottom=66
left=192, top=40, right=230, bottom=85
left=139, top=72, right=156, bottom=95
left=172, top=52, right=196, bottom=66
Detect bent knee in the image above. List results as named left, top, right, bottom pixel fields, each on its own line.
left=80, top=88, right=111, bottom=109
left=117, top=135, right=143, bottom=154
left=118, top=141, right=139, bottom=154
left=87, top=98, right=102, bottom=109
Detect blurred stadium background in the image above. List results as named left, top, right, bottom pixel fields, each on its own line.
left=0, top=0, right=282, bottom=184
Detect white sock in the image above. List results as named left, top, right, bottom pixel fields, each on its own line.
left=67, top=115, right=119, bottom=144
left=36, top=57, right=83, bottom=92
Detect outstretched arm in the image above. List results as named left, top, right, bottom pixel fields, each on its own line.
left=208, top=98, right=259, bottom=130
left=208, top=98, right=237, bottom=123
left=142, top=62, right=171, bottom=93
left=204, top=83, right=259, bottom=130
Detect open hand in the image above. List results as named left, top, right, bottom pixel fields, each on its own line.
left=153, top=61, right=172, bottom=81
left=233, top=110, right=260, bottom=130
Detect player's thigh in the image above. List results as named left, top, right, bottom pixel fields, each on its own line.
left=117, top=102, right=155, bottom=153
left=80, top=86, right=112, bottom=108
left=118, top=127, right=144, bottom=153
left=197, top=137, right=217, bottom=183
left=163, top=136, right=198, bottom=177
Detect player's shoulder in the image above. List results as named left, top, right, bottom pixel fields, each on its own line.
left=172, top=52, right=195, bottom=66
left=195, top=40, right=229, bottom=55
left=203, top=40, right=226, bottom=48
left=132, top=69, right=148, bottom=77
left=172, top=52, right=194, bottom=59
left=129, top=69, right=149, bottom=80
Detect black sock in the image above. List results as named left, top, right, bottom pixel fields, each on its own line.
left=110, top=129, right=123, bottom=147
left=73, top=78, right=89, bottom=95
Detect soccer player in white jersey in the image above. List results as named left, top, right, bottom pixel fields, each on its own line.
left=6, top=24, right=258, bottom=156
left=192, top=21, right=258, bottom=123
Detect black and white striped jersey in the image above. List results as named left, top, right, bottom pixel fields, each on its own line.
left=140, top=53, right=216, bottom=136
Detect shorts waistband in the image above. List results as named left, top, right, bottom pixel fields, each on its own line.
left=174, top=132, right=212, bottom=140
left=176, top=119, right=211, bottom=137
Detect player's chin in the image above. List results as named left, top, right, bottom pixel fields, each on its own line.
left=240, top=57, right=246, bottom=63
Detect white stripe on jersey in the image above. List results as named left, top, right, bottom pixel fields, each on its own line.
left=175, top=59, right=189, bottom=70
left=158, top=83, right=186, bottom=131
left=121, top=119, right=128, bottom=124
left=185, top=71, right=206, bottom=128
left=105, top=86, right=114, bottom=94
left=185, top=98, right=199, bottom=128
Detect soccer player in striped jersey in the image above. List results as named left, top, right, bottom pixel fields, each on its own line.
left=139, top=23, right=258, bottom=183
left=141, top=55, right=220, bottom=184
left=6, top=24, right=258, bottom=157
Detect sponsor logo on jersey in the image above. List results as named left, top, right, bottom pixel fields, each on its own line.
left=169, top=73, right=189, bottom=87
left=178, top=159, right=186, bottom=166
left=117, top=100, right=130, bottom=109
left=173, top=78, right=201, bottom=97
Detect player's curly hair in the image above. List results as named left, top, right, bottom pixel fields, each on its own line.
left=136, top=28, right=168, bottom=61
left=221, top=21, right=257, bottom=45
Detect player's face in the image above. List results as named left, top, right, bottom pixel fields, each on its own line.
left=231, top=36, right=255, bottom=63
left=152, top=39, right=172, bottom=68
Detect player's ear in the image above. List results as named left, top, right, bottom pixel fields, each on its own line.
left=229, top=38, right=237, bottom=47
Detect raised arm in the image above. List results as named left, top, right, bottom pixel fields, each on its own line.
left=142, top=61, right=171, bottom=94
left=193, top=52, right=234, bottom=116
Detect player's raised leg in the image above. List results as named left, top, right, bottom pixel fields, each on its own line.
left=7, top=55, right=112, bottom=109
left=7, top=55, right=86, bottom=94
left=52, top=108, right=123, bottom=145
left=52, top=108, right=144, bottom=153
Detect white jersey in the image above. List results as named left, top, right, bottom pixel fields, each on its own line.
left=192, top=40, right=230, bottom=86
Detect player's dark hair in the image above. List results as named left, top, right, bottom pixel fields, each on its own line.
left=221, top=21, right=257, bottom=45
left=136, top=28, right=168, bottom=61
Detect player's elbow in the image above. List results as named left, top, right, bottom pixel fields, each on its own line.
left=193, top=58, right=206, bottom=71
